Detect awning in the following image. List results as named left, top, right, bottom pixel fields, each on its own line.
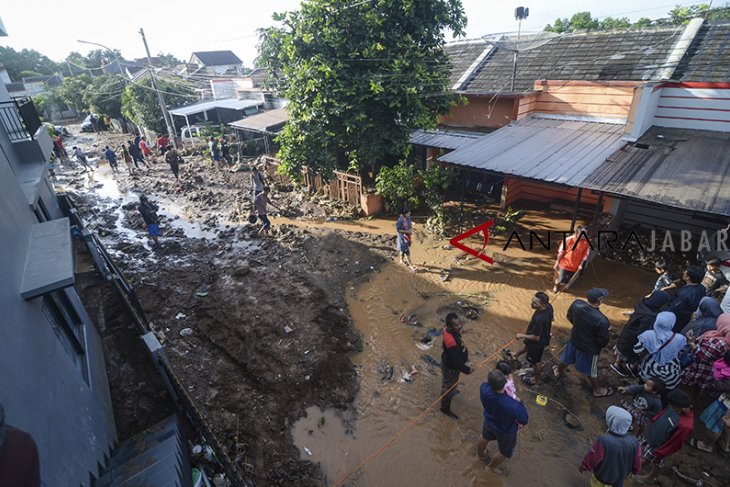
left=439, top=114, right=627, bottom=187
left=20, top=218, right=74, bottom=299
left=409, top=129, right=482, bottom=150
left=228, top=108, right=289, bottom=133
left=584, top=126, right=730, bottom=216
left=169, top=98, right=262, bottom=117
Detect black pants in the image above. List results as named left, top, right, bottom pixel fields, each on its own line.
left=441, top=362, right=461, bottom=410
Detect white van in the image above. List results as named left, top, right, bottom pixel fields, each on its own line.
left=180, top=126, right=203, bottom=146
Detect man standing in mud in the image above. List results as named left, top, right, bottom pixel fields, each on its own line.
left=164, top=145, right=182, bottom=183
left=553, top=225, right=590, bottom=293
left=138, top=195, right=161, bottom=248
left=554, top=288, right=614, bottom=398
left=440, top=313, right=472, bottom=419
left=254, top=186, right=279, bottom=237
left=514, top=291, right=553, bottom=385
left=72, top=146, right=94, bottom=172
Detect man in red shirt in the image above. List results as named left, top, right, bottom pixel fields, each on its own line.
left=554, top=225, right=591, bottom=293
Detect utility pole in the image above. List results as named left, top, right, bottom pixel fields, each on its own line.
left=511, top=6, right=529, bottom=92
left=139, top=28, right=177, bottom=148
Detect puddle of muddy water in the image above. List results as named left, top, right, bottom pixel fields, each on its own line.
left=293, top=212, right=656, bottom=487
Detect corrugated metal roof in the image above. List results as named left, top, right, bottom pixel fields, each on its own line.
left=584, top=126, right=730, bottom=216
left=169, top=98, right=262, bottom=116
left=439, top=115, right=627, bottom=187
left=409, top=129, right=482, bottom=150
left=192, top=50, right=242, bottom=66
left=229, top=107, right=289, bottom=133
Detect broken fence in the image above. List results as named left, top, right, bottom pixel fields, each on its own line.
left=60, top=193, right=252, bottom=487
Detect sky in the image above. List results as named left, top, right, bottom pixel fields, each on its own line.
left=0, top=0, right=710, bottom=67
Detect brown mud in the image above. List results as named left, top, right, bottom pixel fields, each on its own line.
left=56, top=128, right=730, bottom=486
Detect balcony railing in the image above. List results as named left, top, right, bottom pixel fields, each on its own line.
left=0, top=97, right=43, bottom=142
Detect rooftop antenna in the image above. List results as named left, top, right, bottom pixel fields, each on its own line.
left=512, top=6, right=529, bottom=92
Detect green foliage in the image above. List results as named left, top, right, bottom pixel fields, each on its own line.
left=157, top=52, right=184, bottom=67
left=32, top=91, right=64, bottom=118
left=375, top=161, right=419, bottom=211
left=64, top=49, right=123, bottom=76
left=256, top=0, right=467, bottom=180
left=56, top=74, right=92, bottom=112
left=0, top=46, right=60, bottom=80
left=493, top=207, right=525, bottom=233
left=83, top=74, right=126, bottom=118
left=419, top=164, right=453, bottom=232
left=122, top=78, right=195, bottom=133
left=545, top=3, right=730, bottom=32
left=18, top=70, right=42, bottom=78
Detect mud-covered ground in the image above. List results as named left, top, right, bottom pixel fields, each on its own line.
left=55, top=128, right=730, bottom=487
left=56, top=128, right=393, bottom=485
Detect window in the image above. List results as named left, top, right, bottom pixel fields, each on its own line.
left=42, top=291, right=89, bottom=383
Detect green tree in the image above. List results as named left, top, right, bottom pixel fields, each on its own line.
left=56, top=74, right=92, bottom=112
left=375, top=161, right=419, bottom=211
left=32, top=90, right=64, bottom=119
left=121, top=78, right=195, bottom=133
left=419, top=164, right=453, bottom=233
left=157, top=52, right=183, bottom=66
left=0, top=46, right=60, bottom=80
left=598, top=17, right=631, bottom=30
left=256, top=0, right=467, bottom=180
left=83, top=74, right=126, bottom=117
left=545, top=11, right=599, bottom=32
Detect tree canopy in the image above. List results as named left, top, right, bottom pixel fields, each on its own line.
left=256, top=0, right=467, bottom=179
left=121, top=77, right=195, bottom=133
left=0, top=46, right=60, bottom=80
left=545, top=3, right=730, bottom=33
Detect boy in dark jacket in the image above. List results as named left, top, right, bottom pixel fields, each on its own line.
left=440, top=313, right=472, bottom=419
left=580, top=406, right=641, bottom=487
left=635, top=389, right=694, bottom=484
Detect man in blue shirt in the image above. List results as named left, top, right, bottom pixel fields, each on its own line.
left=478, top=369, right=529, bottom=475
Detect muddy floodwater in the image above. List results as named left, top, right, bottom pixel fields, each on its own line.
left=293, top=213, right=656, bottom=486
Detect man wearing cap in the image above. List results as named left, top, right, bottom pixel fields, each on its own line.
left=554, top=288, right=614, bottom=397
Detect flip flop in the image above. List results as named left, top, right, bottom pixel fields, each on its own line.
left=686, top=437, right=714, bottom=453
left=592, top=387, right=615, bottom=398
left=552, top=365, right=561, bottom=378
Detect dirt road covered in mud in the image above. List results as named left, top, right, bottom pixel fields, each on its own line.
left=55, top=129, right=729, bottom=486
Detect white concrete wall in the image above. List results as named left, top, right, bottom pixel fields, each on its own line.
left=653, top=84, right=730, bottom=132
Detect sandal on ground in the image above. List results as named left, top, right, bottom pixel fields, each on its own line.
left=686, top=437, right=714, bottom=453
left=592, top=387, right=615, bottom=398
left=552, top=365, right=561, bottom=378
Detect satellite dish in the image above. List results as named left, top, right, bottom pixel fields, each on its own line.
left=481, top=31, right=559, bottom=53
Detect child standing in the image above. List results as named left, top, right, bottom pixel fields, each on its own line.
left=646, top=261, right=674, bottom=298
left=636, top=389, right=693, bottom=484
left=618, top=378, right=665, bottom=436
left=580, top=406, right=641, bottom=487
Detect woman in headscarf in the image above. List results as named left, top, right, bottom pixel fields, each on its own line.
left=633, top=311, right=687, bottom=390
left=612, top=291, right=670, bottom=377
left=682, top=313, right=730, bottom=391
left=681, top=296, right=723, bottom=338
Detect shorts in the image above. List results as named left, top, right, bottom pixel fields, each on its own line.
left=639, top=438, right=665, bottom=467
left=212, top=155, right=221, bottom=162
left=397, top=238, right=410, bottom=255
left=557, top=268, right=576, bottom=285
left=700, top=399, right=729, bottom=434
left=482, top=425, right=518, bottom=458
left=525, top=344, right=546, bottom=365
left=591, top=475, right=611, bottom=487
left=259, top=214, right=271, bottom=230
left=560, top=341, right=599, bottom=378
left=147, top=223, right=160, bottom=237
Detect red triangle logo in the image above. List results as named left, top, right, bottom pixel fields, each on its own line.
left=449, top=220, right=494, bottom=265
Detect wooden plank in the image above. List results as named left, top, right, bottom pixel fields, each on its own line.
left=534, top=101, right=632, bottom=115
left=539, top=93, right=633, bottom=106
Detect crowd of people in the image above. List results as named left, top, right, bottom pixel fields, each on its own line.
left=436, top=226, right=730, bottom=485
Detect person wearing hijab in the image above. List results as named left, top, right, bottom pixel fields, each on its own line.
left=580, top=406, right=641, bottom=487
left=613, top=291, right=670, bottom=377
left=682, top=313, right=730, bottom=391
left=634, top=312, right=687, bottom=390
left=681, top=296, right=723, bottom=338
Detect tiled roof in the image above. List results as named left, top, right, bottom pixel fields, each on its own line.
left=674, top=22, right=730, bottom=81
left=192, top=50, right=242, bottom=66
left=446, top=27, right=684, bottom=93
